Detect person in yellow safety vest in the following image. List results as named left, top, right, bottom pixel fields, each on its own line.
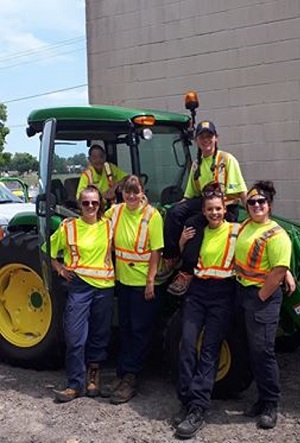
left=158, top=120, right=248, bottom=295
left=101, top=175, right=164, bottom=405
left=173, top=182, right=239, bottom=439
left=76, top=144, right=128, bottom=203
left=234, top=180, right=292, bottom=430
left=47, top=185, right=115, bottom=403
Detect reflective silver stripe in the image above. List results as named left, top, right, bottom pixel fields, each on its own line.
left=249, top=226, right=282, bottom=268
left=136, top=205, right=155, bottom=253
left=104, top=162, right=113, bottom=182
left=234, top=263, right=267, bottom=282
left=71, top=267, right=114, bottom=279
left=216, top=151, right=227, bottom=192
left=194, top=268, right=234, bottom=278
left=223, top=223, right=239, bottom=268
left=115, top=249, right=151, bottom=262
left=111, top=204, right=123, bottom=231
left=65, top=220, right=79, bottom=266
left=194, top=222, right=238, bottom=279
left=85, top=168, right=93, bottom=184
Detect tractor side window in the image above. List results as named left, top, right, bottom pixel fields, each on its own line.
left=52, top=141, right=88, bottom=203
left=138, top=128, right=189, bottom=204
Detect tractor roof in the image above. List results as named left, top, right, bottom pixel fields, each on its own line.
left=27, top=105, right=191, bottom=137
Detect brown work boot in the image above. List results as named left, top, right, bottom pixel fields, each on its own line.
left=167, top=271, right=193, bottom=296
left=100, top=376, right=122, bottom=398
left=86, top=363, right=101, bottom=397
left=110, top=373, right=137, bottom=405
left=53, top=387, right=81, bottom=403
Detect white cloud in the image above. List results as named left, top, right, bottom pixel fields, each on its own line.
left=0, top=0, right=85, bottom=55
left=0, top=0, right=87, bottom=156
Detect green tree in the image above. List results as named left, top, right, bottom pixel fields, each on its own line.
left=0, top=103, right=10, bottom=168
left=0, top=103, right=9, bottom=153
left=53, top=154, right=68, bottom=173
left=68, top=153, right=88, bottom=168
left=10, top=153, right=38, bottom=175
left=0, top=152, right=12, bottom=172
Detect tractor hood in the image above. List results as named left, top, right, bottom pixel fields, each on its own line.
left=0, top=202, right=36, bottom=225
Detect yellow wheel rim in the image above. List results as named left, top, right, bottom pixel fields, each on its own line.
left=196, top=332, right=232, bottom=382
left=0, top=264, right=52, bottom=348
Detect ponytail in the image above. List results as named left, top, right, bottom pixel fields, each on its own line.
left=210, top=142, right=218, bottom=173
left=193, top=149, right=202, bottom=181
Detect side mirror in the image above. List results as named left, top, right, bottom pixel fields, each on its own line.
left=36, top=193, right=56, bottom=216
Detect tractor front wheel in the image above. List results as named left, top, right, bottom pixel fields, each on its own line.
left=0, top=231, right=65, bottom=369
left=164, top=308, right=253, bottom=398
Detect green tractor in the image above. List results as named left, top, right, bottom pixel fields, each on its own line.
left=0, top=177, right=30, bottom=202
left=0, top=96, right=299, bottom=398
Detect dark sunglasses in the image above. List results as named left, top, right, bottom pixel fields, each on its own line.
left=124, top=189, right=141, bottom=195
left=247, top=198, right=267, bottom=206
left=81, top=200, right=100, bottom=208
left=203, top=190, right=223, bottom=198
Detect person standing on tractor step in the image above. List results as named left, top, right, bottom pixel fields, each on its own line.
left=235, top=180, right=292, bottom=429
left=102, top=175, right=164, bottom=405
left=48, top=185, right=115, bottom=403
left=158, top=120, right=247, bottom=295
left=173, top=183, right=238, bottom=440
left=76, top=144, right=128, bottom=204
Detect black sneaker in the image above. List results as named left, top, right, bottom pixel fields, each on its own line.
left=258, top=403, right=278, bottom=429
left=244, top=400, right=264, bottom=417
left=172, top=404, right=188, bottom=427
left=175, top=406, right=204, bottom=439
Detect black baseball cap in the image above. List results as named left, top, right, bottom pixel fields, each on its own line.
left=195, top=121, right=217, bottom=137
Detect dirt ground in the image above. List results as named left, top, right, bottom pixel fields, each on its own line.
left=1, top=349, right=300, bottom=443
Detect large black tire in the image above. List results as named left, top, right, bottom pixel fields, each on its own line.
left=0, top=231, right=66, bottom=369
left=164, top=308, right=253, bottom=399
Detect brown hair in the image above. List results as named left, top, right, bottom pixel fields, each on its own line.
left=78, top=185, right=105, bottom=219
left=201, top=182, right=225, bottom=208
left=247, top=180, right=276, bottom=204
left=122, top=175, right=145, bottom=194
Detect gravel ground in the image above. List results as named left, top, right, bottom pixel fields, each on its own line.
left=1, top=350, right=300, bottom=443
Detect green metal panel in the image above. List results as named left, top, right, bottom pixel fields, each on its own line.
left=28, top=105, right=190, bottom=133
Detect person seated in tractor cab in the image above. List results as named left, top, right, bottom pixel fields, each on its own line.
left=157, top=120, right=247, bottom=293
left=76, top=144, right=128, bottom=205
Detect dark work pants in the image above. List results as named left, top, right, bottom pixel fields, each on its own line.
left=163, top=197, right=204, bottom=259
left=64, top=276, right=114, bottom=390
left=181, top=203, right=239, bottom=273
left=177, top=278, right=235, bottom=411
left=116, top=283, right=161, bottom=377
left=235, top=283, right=282, bottom=404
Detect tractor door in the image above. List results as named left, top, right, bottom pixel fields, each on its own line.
left=36, top=118, right=57, bottom=293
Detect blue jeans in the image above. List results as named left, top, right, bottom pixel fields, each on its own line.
left=116, top=283, right=161, bottom=377
left=177, top=277, right=235, bottom=411
left=64, top=276, right=114, bottom=390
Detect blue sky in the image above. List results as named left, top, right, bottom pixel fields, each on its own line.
left=0, top=0, right=88, bottom=159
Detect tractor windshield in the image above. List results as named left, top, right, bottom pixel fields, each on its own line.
left=50, top=125, right=191, bottom=208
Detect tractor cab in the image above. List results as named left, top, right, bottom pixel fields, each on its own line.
left=25, top=100, right=198, bottom=298
left=26, top=104, right=195, bottom=215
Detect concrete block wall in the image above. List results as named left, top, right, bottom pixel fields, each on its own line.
left=86, top=0, right=300, bottom=221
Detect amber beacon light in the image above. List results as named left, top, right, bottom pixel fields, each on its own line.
left=184, top=91, right=199, bottom=111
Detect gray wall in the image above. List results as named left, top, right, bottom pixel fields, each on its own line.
left=86, top=0, right=300, bottom=221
